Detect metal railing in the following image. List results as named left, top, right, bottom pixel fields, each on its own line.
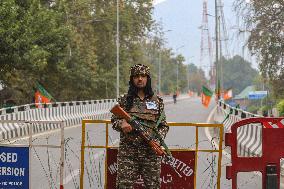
left=0, top=99, right=116, bottom=140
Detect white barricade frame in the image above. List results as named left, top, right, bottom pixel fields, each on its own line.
left=0, top=120, right=65, bottom=189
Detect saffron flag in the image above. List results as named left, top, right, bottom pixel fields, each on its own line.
left=201, top=86, right=213, bottom=108
left=35, top=83, right=54, bottom=106
left=223, top=88, right=233, bottom=100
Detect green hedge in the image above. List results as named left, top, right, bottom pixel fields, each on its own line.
left=277, top=100, right=284, bottom=116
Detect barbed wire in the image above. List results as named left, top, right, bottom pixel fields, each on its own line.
left=45, top=136, right=57, bottom=189
left=64, top=137, right=79, bottom=188
left=85, top=131, right=105, bottom=188
left=32, top=145, right=56, bottom=188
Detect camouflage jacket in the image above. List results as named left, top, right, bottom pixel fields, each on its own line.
left=111, top=93, right=169, bottom=145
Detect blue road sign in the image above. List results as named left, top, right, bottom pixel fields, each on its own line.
left=248, top=91, right=268, bottom=100
left=0, top=147, right=29, bottom=189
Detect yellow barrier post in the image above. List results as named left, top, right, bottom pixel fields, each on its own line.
left=217, top=124, right=223, bottom=189
left=80, top=120, right=86, bottom=189
left=79, top=120, right=223, bottom=189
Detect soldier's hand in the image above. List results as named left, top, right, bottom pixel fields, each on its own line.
left=121, top=119, right=133, bottom=133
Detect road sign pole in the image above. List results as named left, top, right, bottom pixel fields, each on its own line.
left=29, top=123, right=32, bottom=189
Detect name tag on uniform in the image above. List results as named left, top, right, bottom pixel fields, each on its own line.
left=146, top=101, right=157, bottom=110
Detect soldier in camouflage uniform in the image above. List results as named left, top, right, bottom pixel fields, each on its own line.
left=111, top=64, right=169, bottom=189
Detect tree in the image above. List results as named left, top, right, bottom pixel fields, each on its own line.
left=89, top=0, right=154, bottom=98
left=0, top=0, right=156, bottom=106
left=221, top=55, right=258, bottom=95
left=0, top=0, right=70, bottom=104
left=187, top=64, right=208, bottom=94
left=143, top=30, right=208, bottom=95
left=1, top=0, right=213, bottom=106
left=234, top=0, right=284, bottom=99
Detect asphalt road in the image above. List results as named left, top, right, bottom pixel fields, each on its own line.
left=166, top=97, right=263, bottom=189
left=166, top=97, right=226, bottom=189
left=1, top=96, right=267, bottom=189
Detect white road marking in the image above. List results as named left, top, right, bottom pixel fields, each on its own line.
left=63, top=169, right=80, bottom=185
left=1, top=123, right=87, bottom=144
left=205, top=106, right=231, bottom=158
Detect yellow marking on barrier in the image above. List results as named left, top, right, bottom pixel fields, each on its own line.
left=84, top=145, right=107, bottom=148
left=194, top=126, right=198, bottom=189
left=79, top=121, right=86, bottom=189
left=79, top=119, right=224, bottom=189
left=217, top=123, right=224, bottom=189
left=168, top=122, right=223, bottom=127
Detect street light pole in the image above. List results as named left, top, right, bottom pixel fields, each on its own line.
left=218, top=16, right=223, bottom=95
left=175, top=45, right=185, bottom=92
left=176, top=61, right=179, bottom=92
left=158, top=29, right=172, bottom=95
left=187, top=64, right=190, bottom=92
left=116, top=0, right=120, bottom=99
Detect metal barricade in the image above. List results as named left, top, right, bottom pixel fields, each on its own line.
left=0, top=120, right=65, bottom=189
left=79, top=120, right=223, bottom=189
left=226, top=117, right=284, bottom=189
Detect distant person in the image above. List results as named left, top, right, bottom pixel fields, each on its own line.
left=173, top=92, right=177, bottom=104
left=263, top=110, right=268, bottom=117
left=111, top=64, right=169, bottom=188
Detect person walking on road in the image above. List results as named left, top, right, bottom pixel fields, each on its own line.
left=173, top=92, right=177, bottom=104
left=111, top=64, right=169, bottom=189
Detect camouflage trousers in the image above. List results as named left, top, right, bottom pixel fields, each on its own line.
left=116, top=141, right=162, bottom=189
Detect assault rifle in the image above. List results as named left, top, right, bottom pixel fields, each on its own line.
left=110, top=104, right=167, bottom=156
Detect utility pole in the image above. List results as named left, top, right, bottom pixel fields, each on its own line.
left=116, top=0, right=120, bottom=99
left=215, top=0, right=220, bottom=99
left=217, top=0, right=229, bottom=96
left=218, top=0, right=230, bottom=59
left=158, top=51, right=161, bottom=94
left=219, top=16, right=223, bottom=95
left=200, top=0, right=213, bottom=86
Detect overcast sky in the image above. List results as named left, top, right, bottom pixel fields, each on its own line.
left=152, top=0, right=256, bottom=72
left=153, top=0, right=167, bottom=5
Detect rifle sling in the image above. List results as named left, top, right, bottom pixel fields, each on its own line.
left=134, top=111, right=172, bottom=156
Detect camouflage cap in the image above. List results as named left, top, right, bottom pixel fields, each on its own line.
left=130, top=64, right=150, bottom=76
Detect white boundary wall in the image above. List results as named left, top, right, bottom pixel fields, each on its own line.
left=0, top=99, right=116, bottom=140
left=0, top=94, right=186, bottom=140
